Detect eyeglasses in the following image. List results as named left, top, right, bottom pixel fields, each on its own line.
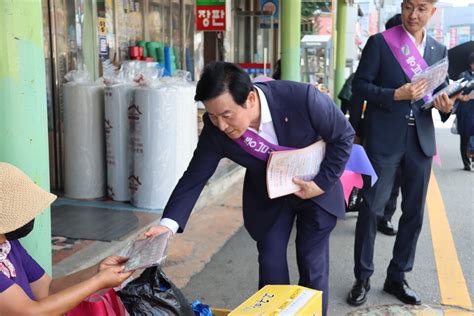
left=402, top=4, right=430, bottom=16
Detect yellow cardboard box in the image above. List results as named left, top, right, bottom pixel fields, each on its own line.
left=229, top=285, right=322, bottom=315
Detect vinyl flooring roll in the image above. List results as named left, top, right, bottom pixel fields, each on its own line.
left=104, top=84, right=134, bottom=201
left=63, top=83, right=105, bottom=199
left=130, top=83, right=197, bottom=209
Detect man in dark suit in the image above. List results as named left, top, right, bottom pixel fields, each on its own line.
left=146, top=62, right=354, bottom=315
left=349, top=13, right=404, bottom=236
left=347, top=0, right=458, bottom=307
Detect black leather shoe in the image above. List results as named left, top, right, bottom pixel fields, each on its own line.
left=383, top=279, right=421, bottom=305
left=377, top=220, right=397, bottom=236
left=347, top=279, right=370, bottom=306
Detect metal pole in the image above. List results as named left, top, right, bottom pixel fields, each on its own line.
left=334, top=0, right=348, bottom=106
left=0, top=0, right=52, bottom=274
left=280, top=0, right=301, bottom=81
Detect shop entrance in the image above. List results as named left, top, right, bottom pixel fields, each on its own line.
left=232, top=1, right=278, bottom=78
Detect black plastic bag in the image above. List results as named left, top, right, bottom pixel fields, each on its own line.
left=117, top=266, right=194, bottom=316
left=346, top=188, right=364, bottom=212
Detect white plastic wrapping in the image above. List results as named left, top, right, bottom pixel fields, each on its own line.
left=130, top=82, right=197, bottom=209
left=63, top=83, right=106, bottom=199
left=104, top=84, right=134, bottom=201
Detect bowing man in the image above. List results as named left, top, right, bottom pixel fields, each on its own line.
left=146, top=62, right=354, bottom=316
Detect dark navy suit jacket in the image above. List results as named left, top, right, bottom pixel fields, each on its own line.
left=352, top=33, right=450, bottom=157
left=162, top=80, right=355, bottom=241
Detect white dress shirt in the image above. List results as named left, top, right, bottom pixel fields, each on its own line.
left=160, top=86, right=278, bottom=234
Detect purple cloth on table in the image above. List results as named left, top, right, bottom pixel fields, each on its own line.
left=345, top=144, right=378, bottom=186
left=0, top=240, right=45, bottom=300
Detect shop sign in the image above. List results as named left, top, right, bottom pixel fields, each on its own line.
left=259, top=0, right=279, bottom=29
left=196, top=5, right=226, bottom=31
left=197, top=0, right=225, bottom=5
left=98, top=17, right=107, bottom=36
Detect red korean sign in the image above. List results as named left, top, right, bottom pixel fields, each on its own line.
left=196, top=5, right=226, bottom=31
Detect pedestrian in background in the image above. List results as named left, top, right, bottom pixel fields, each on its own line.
left=145, top=61, right=354, bottom=316
left=455, top=52, right=474, bottom=171
left=338, top=73, right=355, bottom=115
left=347, top=0, right=459, bottom=307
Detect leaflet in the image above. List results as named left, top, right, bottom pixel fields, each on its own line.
left=266, top=140, right=326, bottom=199
left=412, top=57, right=448, bottom=102
left=122, top=232, right=170, bottom=272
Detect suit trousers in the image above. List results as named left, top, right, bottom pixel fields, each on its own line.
left=381, top=166, right=402, bottom=222
left=256, top=198, right=337, bottom=316
left=354, top=126, right=432, bottom=282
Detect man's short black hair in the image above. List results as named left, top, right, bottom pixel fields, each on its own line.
left=385, top=13, right=402, bottom=30
left=195, top=61, right=254, bottom=106
left=469, top=52, right=474, bottom=65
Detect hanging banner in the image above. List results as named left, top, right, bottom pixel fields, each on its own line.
left=196, top=1, right=226, bottom=31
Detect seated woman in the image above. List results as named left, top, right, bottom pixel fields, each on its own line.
left=0, top=162, right=134, bottom=315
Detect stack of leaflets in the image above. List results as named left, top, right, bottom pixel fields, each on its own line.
left=122, top=232, right=170, bottom=272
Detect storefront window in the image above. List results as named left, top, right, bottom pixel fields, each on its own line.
left=116, top=0, right=144, bottom=61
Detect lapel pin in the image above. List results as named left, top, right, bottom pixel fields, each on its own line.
left=284, top=117, right=288, bottom=122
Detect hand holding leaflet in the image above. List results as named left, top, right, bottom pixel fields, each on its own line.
left=121, top=231, right=170, bottom=272
left=421, top=79, right=474, bottom=110
left=412, top=57, right=449, bottom=102
left=266, top=141, right=326, bottom=199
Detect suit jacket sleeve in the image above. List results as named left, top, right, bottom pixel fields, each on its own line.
left=352, top=35, right=396, bottom=110
left=162, top=115, right=224, bottom=233
left=307, top=86, right=355, bottom=192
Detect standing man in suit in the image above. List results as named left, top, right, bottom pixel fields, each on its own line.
left=349, top=13, right=403, bottom=236
left=146, top=62, right=354, bottom=315
left=347, top=0, right=458, bottom=307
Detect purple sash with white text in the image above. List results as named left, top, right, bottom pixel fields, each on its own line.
left=234, top=129, right=378, bottom=202
left=234, top=130, right=293, bottom=161
left=382, top=25, right=431, bottom=102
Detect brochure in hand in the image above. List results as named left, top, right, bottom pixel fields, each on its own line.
left=421, top=79, right=474, bottom=110
left=122, top=232, right=170, bottom=272
left=266, top=140, right=326, bottom=199
left=412, top=57, right=449, bottom=102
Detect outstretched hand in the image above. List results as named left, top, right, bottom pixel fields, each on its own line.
left=292, top=177, right=325, bottom=199
left=144, top=225, right=172, bottom=238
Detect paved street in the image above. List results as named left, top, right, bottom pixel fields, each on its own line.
left=181, top=126, right=474, bottom=315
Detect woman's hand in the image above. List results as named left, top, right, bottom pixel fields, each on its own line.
left=95, top=266, right=134, bottom=289
left=98, top=256, right=129, bottom=272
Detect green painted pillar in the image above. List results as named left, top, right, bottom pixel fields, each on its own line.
left=334, top=0, right=348, bottom=106
left=280, top=0, right=301, bottom=81
left=83, top=0, right=99, bottom=80
left=0, top=1, right=52, bottom=274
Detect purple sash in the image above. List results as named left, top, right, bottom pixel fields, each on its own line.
left=382, top=25, right=431, bottom=102
left=234, top=129, right=378, bottom=189
left=234, top=130, right=293, bottom=161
